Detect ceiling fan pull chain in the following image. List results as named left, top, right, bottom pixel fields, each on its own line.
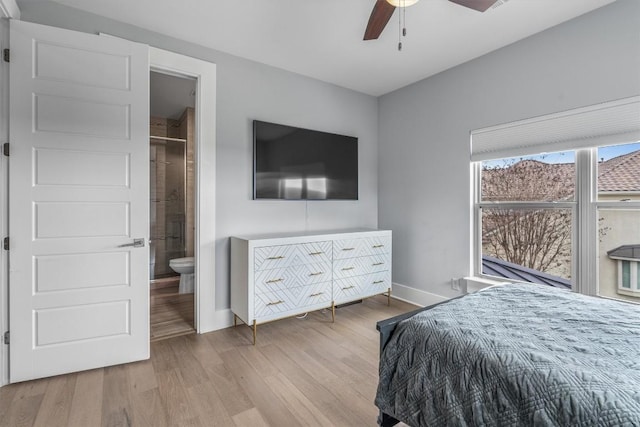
left=403, top=1, right=407, bottom=37
left=397, top=0, right=408, bottom=51
left=398, top=0, right=403, bottom=50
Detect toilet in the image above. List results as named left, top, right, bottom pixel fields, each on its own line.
left=169, top=256, right=195, bottom=294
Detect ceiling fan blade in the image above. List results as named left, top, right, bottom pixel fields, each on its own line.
left=449, top=0, right=499, bottom=12
left=364, top=0, right=396, bottom=41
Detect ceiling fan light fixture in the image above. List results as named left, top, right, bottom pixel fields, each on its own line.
left=386, top=0, right=419, bottom=7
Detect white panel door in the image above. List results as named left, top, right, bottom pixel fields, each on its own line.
left=9, top=20, right=149, bottom=382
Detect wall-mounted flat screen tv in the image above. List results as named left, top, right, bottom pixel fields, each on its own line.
left=253, top=120, right=358, bottom=200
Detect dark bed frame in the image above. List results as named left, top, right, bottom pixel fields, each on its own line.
left=375, top=297, right=464, bottom=427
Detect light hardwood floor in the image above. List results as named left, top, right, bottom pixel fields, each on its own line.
left=0, top=296, right=417, bottom=427
left=150, top=279, right=196, bottom=342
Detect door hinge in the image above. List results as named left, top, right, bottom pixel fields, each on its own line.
left=3, top=331, right=8, bottom=345
left=2, top=49, right=8, bottom=63
left=3, top=143, right=8, bottom=157
left=3, top=237, right=8, bottom=250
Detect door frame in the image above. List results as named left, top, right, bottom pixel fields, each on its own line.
left=0, top=0, right=20, bottom=387
left=149, top=47, right=217, bottom=333
left=0, top=0, right=18, bottom=20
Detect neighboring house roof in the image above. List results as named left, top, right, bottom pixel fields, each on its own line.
left=482, top=255, right=571, bottom=289
left=598, top=149, right=640, bottom=193
left=607, top=244, right=640, bottom=261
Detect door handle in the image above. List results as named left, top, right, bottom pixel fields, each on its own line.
left=118, top=238, right=145, bottom=248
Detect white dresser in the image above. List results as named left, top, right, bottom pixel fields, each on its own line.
left=231, top=229, right=392, bottom=343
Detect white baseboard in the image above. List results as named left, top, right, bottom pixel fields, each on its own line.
left=391, top=282, right=450, bottom=307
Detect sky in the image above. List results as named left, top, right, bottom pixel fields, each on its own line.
left=483, top=141, right=640, bottom=167
left=598, top=141, right=640, bottom=162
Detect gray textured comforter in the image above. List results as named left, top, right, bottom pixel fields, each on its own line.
left=375, top=284, right=640, bottom=426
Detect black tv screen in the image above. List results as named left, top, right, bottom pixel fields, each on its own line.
left=253, top=120, right=358, bottom=200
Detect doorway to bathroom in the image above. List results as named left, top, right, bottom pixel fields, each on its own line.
left=149, top=71, right=197, bottom=341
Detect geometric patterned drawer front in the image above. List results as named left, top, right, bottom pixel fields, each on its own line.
left=254, top=241, right=332, bottom=271
left=333, top=236, right=391, bottom=260
left=254, top=262, right=331, bottom=294
left=334, top=271, right=391, bottom=304
left=254, top=282, right=332, bottom=318
left=368, top=253, right=391, bottom=273
left=333, top=253, right=390, bottom=279
left=332, top=238, right=368, bottom=259
left=364, top=236, right=391, bottom=256
left=299, top=242, right=332, bottom=265
left=254, top=244, right=297, bottom=271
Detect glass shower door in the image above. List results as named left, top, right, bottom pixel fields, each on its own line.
left=150, top=138, right=187, bottom=279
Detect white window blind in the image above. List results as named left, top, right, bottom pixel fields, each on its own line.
left=471, top=96, right=640, bottom=161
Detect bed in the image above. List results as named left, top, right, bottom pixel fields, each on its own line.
left=375, top=283, right=640, bottom=426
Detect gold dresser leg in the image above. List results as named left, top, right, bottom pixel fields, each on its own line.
left=387, top=287, right=391, bottom=306
left=233, top=314, right=237, bottom=327
left=252, top=319, right=257, bottom=345
left=331, top=301, right=335, bottom=323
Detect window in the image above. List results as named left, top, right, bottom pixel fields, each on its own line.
left=471, top=97, right=640, bottom=301
left=622, top=261, right=631, bottom=288
left=596, top=142, right=640, bottom=302
left=473, top=142, right=640, bottom=303
left=479, top=152, right=575, bottom=288
left=614, top=259, right=640, bottom=294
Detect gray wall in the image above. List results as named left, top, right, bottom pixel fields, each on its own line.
left=378, top=0, right=640, bottom=300
left=17, top=1, right=379, bottom=310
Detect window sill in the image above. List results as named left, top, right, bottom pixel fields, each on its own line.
left=464, top=276, right=509, bottom=293
left=617, top=289, right=640, bottom=297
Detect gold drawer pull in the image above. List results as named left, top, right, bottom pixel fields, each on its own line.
left=373, top=280, right=385, bottom=284
left=266, top=300, right=284, bottom=306
left=309, top=272, right=324, bottom=276
left=372, top=244, right=384, bottom=248
left=372, top=262, right=384, bottom=266
left=309, top=251, right=324, bottom=256
left=267, top=255, right=285, bottom=260
left=342, top=285, right=355, bottom=290
left=266, top=278, right=284, bottom=284
left=342, top=247, right=355, bottom=251
left=341, top=267, right=355, bottom=271
left=309, top=292, right=324, bottom=297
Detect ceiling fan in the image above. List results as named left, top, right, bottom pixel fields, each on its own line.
left=363, top=0, right=500, bottom=40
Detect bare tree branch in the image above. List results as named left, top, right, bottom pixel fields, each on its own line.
left=482, top=159, right=573, bottom=275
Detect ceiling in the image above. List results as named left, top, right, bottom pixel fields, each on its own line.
left=45, top=0, right=616, bottom=96
left=150, top=72, right=195, bottom=120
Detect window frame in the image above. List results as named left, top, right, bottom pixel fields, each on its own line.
left=472, top=160, right=578, bottom=289
left=616, top=260, right=640, bottom=295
